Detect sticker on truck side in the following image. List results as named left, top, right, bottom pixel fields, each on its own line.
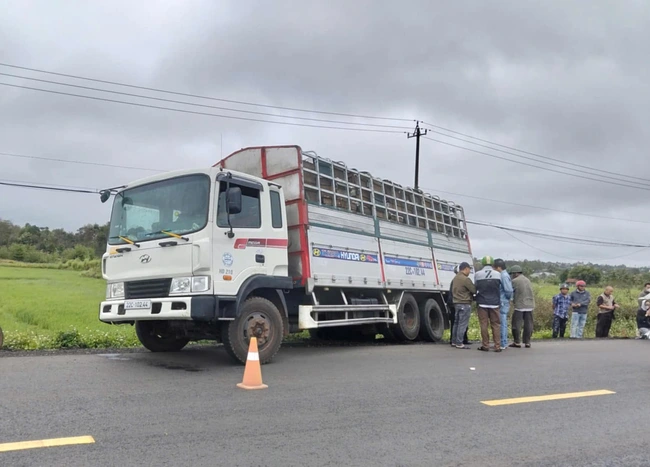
left=311, top=248, right=379, bottom=263
left=384, top=256, right=433, bottom=277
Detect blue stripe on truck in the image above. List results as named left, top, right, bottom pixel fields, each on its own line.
left=383, top=256, right=434, bottom=269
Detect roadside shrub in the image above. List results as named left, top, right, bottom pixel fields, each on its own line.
left=53, top=329, right=87, bottom=348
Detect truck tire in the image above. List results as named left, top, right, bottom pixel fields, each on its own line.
left=418, top=299, right=445, bottom=342
left=135, top=321, right=190, bottom=352
left=390, top=293, right=420, bottom=341
left=222, top=296, right=284, bottom=365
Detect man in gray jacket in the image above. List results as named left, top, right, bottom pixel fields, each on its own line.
left=509, top=265, right=535, bottom=348
left=570, top=280, right=591, bottom=338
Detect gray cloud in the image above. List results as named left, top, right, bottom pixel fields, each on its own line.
left=1, top=0, right=650, bottom=266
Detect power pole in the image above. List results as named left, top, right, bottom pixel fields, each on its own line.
left=407, top=121, right=427, bottom=190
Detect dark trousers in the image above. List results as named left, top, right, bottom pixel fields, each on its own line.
left=596, top=311, right=614, bottom=338
left=449, top=307, right=469, bottom=344
left=552, top=316, right=568, bottom=338
left=637, top=309, right=650, bottom=330
left=477, top=306, right=501, bottom=349
left=512, top=310, right=533, bottom=345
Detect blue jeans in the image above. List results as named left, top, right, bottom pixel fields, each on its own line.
left=500, top=301, right=510, bottom=348
left=570, top=313, right=587, bottom=338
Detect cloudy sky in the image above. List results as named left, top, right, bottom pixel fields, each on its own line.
left=1, top=0, right=649, bottom=266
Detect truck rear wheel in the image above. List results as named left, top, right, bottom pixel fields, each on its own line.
left=222, top=296, right=284, bottom=365
left=418, top=299, right=445, bottom=342
left=135, top=321, right=190, bottom=352
left=390, top=293, right=420, bottom=341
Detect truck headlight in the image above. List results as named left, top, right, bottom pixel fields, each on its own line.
left=107, top=282, right=124, bottom=299
left=170, top=277, right=191, bottom=294
left=191, top=276, right=210, bottom=292
left=170, top=276, right=210, bottom=294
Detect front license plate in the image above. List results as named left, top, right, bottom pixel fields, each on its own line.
left=124, top=300, right=152, bottom=310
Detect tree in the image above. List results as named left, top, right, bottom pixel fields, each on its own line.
left=559, top=269, right=569, bottom=282
left=568, top=265, right=602, bottom=285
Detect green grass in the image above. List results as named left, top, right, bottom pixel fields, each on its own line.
left=0, top=266, right=138, bottom=350
left=0, top=265, right=641, bottom=351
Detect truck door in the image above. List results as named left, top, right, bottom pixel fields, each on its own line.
left=213, top=180, right=287, bottom=296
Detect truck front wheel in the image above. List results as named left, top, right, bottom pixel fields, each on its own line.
left=135, top=321, right=190, bottom=352
left=222, top=296, right=284, bottom=365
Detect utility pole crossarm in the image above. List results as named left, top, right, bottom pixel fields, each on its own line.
left=407, top=121, right=428, bottom=190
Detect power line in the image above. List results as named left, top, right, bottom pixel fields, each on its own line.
left=0, top=151, right=163, bottom=172
left=0, top=82, right=406, bottom=134
left=423, top=127, right=650, bottom=189
left=0, top=62, right=414, bottom=123
left=0, top=72, right=412, bottom=130
left=421, top=186, right=650, bottom=226
left=467, top=220, right=649, bottom=248
left=421, top=120, right=648, bottom=183
left=3, top=176, right=649, bottom=254
left=0, top=179, right=98, bottom=194
left=423, top=136, right=650, bottom=192
left=492, top=223, right=650, bottom=262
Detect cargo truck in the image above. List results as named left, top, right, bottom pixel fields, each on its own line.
left=98, top=145, right=474, bottom=364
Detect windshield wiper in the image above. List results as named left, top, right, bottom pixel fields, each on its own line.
left=146, top=230, right=189, bottom=242
left=115, top=236, right=140, bottom=248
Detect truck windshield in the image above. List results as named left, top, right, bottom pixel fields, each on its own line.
left=108, top=174, right=210, bottom=245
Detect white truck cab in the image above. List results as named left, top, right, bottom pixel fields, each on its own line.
left=100, top=166, right=292, bottom=363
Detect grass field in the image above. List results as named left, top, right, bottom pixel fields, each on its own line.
left=0, top=266, right=139, bottom=349
left=0, top=265, right=642, bottom=350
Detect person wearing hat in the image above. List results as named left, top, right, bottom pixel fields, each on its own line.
left=474, top=255, right=503, bottom=352
left=447, top=264, right=471, bottom=346
left=552, top=284, right=572, bottom=338
left=569, top=280, right=591, bottom=338
left=450, top=261, right=476, bottom=349
left=509, top=265, right=535, bottom=348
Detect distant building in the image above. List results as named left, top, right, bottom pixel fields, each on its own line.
left=531, top=271, right=557, bottom=279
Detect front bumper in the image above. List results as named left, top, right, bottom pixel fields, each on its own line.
left=99, top=296, right=233, bottom=323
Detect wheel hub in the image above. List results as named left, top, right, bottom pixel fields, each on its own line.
left=246, top=315, right=270, bottom=346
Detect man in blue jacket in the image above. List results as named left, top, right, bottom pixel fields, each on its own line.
left=494, top=258, right=513, bottom=349
left=474, top=256, right=503, bottom=352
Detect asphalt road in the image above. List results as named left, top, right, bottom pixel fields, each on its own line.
left=0, top=339, right=648, bottom=467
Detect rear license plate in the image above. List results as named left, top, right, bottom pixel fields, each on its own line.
left=124, top=300, right=152, bottom=310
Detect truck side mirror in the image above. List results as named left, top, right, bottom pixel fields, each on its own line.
left=226, top=186, right=242, bottom=214
left=99, top=190, right=110, bottom=203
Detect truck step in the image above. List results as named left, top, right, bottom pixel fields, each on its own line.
left=298, top=304, right=397, bottom=329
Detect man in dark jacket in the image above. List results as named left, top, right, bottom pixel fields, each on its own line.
left=570, top=280, right=591, bottom=338
left=447, top=265, right=471, bottom=346
left=451, top=262, right=476, bottom=349
left=474, top=256, right=502, bottom=352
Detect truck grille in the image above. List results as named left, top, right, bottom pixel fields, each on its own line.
left=125, top=278, right=172, bottom=299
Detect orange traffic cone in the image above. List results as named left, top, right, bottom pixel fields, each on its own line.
left=236, top=337, right=268, bottom=390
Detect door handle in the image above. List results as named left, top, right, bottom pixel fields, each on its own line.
left=255, top=254, right=265, bottom=264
